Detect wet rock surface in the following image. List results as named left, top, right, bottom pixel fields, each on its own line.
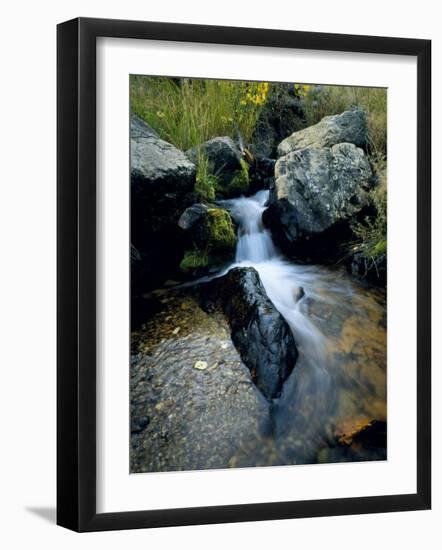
left=130, top=289, right=271, bottom=473
left=200, top=267, right=298, bottom=399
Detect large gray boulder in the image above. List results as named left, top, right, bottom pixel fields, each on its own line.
left=130, top=113, right=159, bottom=139
left=201, top=267, right=298, bottom=399
left=187, top=137, right=249, bottom=198
left=277, top=109, right=368, bottom=157
left=130, top=116, right=196, bottom=290
left=264, top=143, right=373, bottom=258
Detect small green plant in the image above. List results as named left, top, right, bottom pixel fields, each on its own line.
left=229, top=159, right=250, bottom=196
left=350, top=184, right=387, bottom=263
left=179, top=248, right=209, bottom=272
left=216, top=158, right=250, bottom=198
left=194, top=152, right=217, bottom=203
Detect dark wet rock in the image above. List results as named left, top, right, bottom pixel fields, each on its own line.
left=248, top=155, right=276, bottom=194
left=187, top=137, right=250, bottom=198
left=353, top=420, right=387, bottom=450
left=251, top=85, right=306, bottom=157
left=264, top=143, right=372, bottom=261
left=277, top=109, right=368, bottom=157
left=293, top=286, right=305, bottom=302
left=187, top=136, right=241, bottom=180
left=349, top=251, right=387, bottom=287
left=333, top=419, right=387, bottom=461
left=131, top=116, right=196, bottom=290
left=130, top=290, right=270, bottom=473
left=201, top=267, right=298, bottom=399
left=178, top=203, right=209, bottom=231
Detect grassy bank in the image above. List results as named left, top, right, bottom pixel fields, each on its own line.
left=130, top=76, right=268, bottom=151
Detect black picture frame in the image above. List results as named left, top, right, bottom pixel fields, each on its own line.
left=57, top=17, right=431, bottom=532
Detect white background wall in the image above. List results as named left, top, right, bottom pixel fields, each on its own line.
left=0, top=0, right=439, bottom=547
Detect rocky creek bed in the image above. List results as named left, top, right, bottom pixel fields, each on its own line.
left=130, top=107, right=387, bottom=473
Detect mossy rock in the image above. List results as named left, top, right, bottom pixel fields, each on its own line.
left=180, top=207, right=236, bottom=273
left=216, top=159, right=250, bottom=199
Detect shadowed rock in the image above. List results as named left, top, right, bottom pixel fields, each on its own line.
left=130, top=116, right=196, bottom=290
left=187, top=137, right=249, bottom=198
left=201, top=267, right=298, bottom=399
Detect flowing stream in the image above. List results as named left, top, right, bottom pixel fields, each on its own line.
left=220, top=190, right=387, bottom=464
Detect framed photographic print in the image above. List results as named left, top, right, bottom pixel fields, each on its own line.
left=57, top=17, right=431, bottom=532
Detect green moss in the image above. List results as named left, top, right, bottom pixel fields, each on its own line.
left=217, top=158, right=250, bottom=198
left=180, top=208, right=236, bottom=272
left=371, top=239, right=387, bottom=257
left=179, top=248, right=209, bottom=272
left=206, top=208, right=236, bottom=254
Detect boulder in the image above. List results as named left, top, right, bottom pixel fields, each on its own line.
left=201, top=267, right=298, bottom=399
left=179, top=207, right=236, bottom=274
left=277, top=109, right=368, bottom=157
left=131, top=115, right=196, bottom=290
left=187, top=137, right=250, bottom=198
left=130, top=113, right=159, bottom=139
left=178, top=203, right=209, bottom=231
left=264, top=143, right=373, bottom=260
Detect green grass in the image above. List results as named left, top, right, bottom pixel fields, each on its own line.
left=194, top=152, right=217, bottom=203
left=130, top=76, right=267, bottom=151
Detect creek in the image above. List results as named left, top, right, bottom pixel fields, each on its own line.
left=220, top=190, right=386, bottom=463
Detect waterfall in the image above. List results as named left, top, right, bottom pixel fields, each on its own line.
left=223, top=190, right=277, bottom=263
left=184, top=189, right=386, bottom=463
left=221, top=190, right=327, bottom=363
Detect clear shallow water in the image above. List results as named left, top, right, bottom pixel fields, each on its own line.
left=220, top=190, right=386, bottom=463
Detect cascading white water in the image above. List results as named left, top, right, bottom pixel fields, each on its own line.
left=221, top=190, right=353, bottom=458
left=221, top=190, right=328, bottom=362
left=187, top=189, right=386, bottom=463
left=228, top=190, right=278, bottom=263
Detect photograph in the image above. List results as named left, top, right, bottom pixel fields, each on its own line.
left=129, top=76, right=388, bottom=473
